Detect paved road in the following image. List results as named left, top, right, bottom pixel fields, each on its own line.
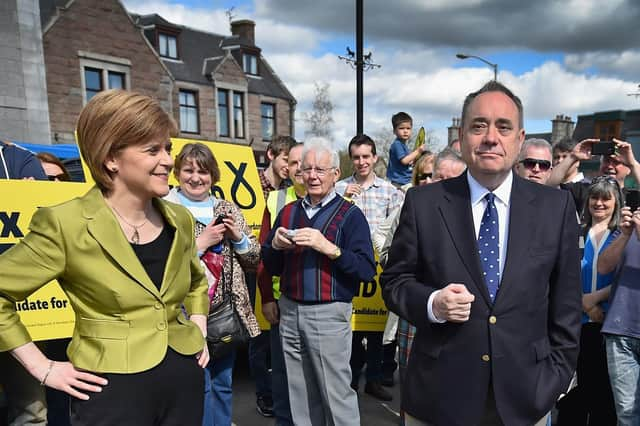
left=231, top=346, right=402, bottom=426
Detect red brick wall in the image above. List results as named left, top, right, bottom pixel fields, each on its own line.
left=43, top=0, right=172, bottom=144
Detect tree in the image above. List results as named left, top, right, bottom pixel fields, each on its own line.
left=303, top=82, right=334, bottom=142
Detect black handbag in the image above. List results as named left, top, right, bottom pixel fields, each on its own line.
left=206, top=254, right=249, bottom=359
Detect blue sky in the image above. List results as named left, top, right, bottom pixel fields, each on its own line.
left=123, top=0, right=640, bottom=149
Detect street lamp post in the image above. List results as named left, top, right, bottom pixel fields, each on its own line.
left=456, top=53, right=498, bottom=81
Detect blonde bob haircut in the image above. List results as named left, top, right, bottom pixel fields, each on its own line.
left=76, top=89, right=177, bottom=192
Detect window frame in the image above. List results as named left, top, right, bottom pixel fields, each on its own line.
left=243, top=53, right=258, bottom=75
left=233, top=92, right=245, bottom=139
left=178, top=89, right=200, bottom=134
left=158, top=32, right=179, bottom=60
left=78, top=53, right=131, bottom=105
left=217, top=89, right=230, bottom=138
left=261, top=102, right=275, bottom=141
left=216, top=87, right=248, bottom=140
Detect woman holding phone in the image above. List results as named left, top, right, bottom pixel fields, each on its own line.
left=0, top=90, right=209, bottom=425
left=562, top=176, right=621, bottom=425
left=165, top=143, right=260, bottom=426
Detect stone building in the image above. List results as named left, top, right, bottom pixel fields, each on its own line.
left=5, top=0, right=296, bottom=165
left=40, top=0, right=174, bottom=144
left=133, top=14, right=296, bottom=164
left=1, top=0, right=51, bottom=144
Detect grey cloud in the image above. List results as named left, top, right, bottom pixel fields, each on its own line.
left=565, top=50, right=640, bottom=81
left=257, top=0, right=640, bottom=53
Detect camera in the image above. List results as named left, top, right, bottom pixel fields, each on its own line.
left=625, top=189, right=640, bottom=212
left=285, top=229, right=297, bottom=241
left=591, top=141, right=615, bottom=156
left=214, top=214, right=227, bottom=225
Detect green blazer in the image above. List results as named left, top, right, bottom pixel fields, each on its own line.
left=0, top=186, right=209, bottom=373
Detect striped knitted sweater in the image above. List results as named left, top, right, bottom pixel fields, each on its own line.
left=261, top=195, right=376, bottom=303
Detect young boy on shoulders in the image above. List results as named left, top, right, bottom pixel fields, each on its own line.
left=385, top=112, right=426, bottom=187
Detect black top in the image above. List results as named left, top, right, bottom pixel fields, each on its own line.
left=130, top=225, right=174, bottom=290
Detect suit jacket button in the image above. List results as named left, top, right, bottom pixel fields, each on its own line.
left=489, top=316, right=497, bottom=324
left=157, top=322, right=167, bottom=330
left=154, top=302, right=163, bottom=310
left=482, top=354, right=490, bottom=362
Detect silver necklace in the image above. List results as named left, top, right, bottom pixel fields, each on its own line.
left=110, top=205, right=149, bottom=244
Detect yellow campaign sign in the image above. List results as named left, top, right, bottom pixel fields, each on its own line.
left=1, top=180, right=91, bottom=340
left=168, top=139, right=265, bottom=230
left=351, top=255, right=387, bottom=332
left=1, top=138, right=265, bottom=341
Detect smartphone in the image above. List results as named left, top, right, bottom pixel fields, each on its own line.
left=214, top=214, right=227, bottom=225
left=591, top=141, right=615, bottom=156
left=626, top=189, right=640, bottom=212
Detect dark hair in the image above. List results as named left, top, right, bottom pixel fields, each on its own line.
left=391, top=112, right=413, bottom=129
left=581, top=176, right=622, bottom=230
left=461, top=81, right=523, bottom=129
left=173, top=143, right=221, bottom=185
left=553, top=137, right=576, bottom=154
left=36, top=152, right=71, bottom=181
left=267, top=135, right=296, bottom=159
left=348, top=134, right=377, bottom=156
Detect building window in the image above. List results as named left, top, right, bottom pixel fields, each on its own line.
left=159, top=33, right=178, bottom=59
left=108, top=71, right=125, bottom=90
left=243, top=53, right=258, bottom=75
left=84, top=67, right=127, bottom=102
left=261, top=103, right=275, bottom=141
left=84, top=68, right=103, bottom=101
left=179, top=90, right=199, bottom=134
left=217, top=88, right=247, bottom=139
left=233, top=93, right=244, bottom=139
left=218, top=89, right=229, bottom=137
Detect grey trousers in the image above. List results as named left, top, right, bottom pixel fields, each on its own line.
left=279, top=296, right=360, bottom=426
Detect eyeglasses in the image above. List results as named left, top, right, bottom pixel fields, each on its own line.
left=417, top=173, right=433, bottom=181
left=47, top=174, right=65, bottom=181
left=591, top=175, right=619, bottom=187
left=519, top=158, right=551, bottom=172
left=302, top=167, right=335, bottom=177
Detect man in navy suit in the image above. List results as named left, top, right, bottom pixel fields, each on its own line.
left=381, top=81, right=581, bottom=426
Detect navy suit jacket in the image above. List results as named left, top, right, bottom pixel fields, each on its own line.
left=381, top=172, right=581, bottom=426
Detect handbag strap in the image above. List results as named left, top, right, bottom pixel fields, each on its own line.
left=212, top=200, right=237, bottom=310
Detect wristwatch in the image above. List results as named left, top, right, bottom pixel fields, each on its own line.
left=331, top=247, right=342, bottom=260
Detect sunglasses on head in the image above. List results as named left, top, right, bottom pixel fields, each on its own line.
left=417, top=172, right=433, bottom=181
left=519, top=158, right=551, bottom=172
left=592, top=175, right=619, bottom=187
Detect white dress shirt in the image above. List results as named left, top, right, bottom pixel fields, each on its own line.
left=427, top=172, right=513, bottom=322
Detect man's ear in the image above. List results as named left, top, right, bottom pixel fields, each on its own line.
left=266, top=149, right=275, bottom=162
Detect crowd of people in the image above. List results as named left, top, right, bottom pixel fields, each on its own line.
left=1, top=82, right=640, bottom=426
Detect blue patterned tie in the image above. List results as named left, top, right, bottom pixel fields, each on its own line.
left=478, top=193, right=500, bottom=303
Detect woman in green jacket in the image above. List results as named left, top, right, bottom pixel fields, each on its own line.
left=0, top=90, right=209, bottom=425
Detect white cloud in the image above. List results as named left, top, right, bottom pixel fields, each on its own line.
left=122, top=0, right=321, bottom=54
left=123, top=1, right=640, bottom=151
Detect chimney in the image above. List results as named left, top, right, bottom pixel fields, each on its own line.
left=447, top=117, right=461, bottom=145
left=551, top=114, right=575, bottom=144
left=230, top=19, right=255, bottom=45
